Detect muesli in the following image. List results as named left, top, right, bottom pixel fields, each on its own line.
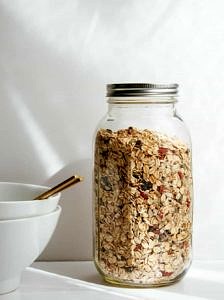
left=94, top=127, right=192, bottom=285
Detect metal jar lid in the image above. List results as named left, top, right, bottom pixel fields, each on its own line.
left=106, top=83, right=178, bottom=98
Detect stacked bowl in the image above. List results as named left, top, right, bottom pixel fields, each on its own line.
left=0, top=182, right=61, bottom=294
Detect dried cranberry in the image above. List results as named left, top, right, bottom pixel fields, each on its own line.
left=161, top=271, right=173, bottom=276
left=158, top=210, right=164, bottom=219
left=178, top=171, right=184, bottom=180
left=134, top=244, right=142, bottom=251
left=158, top=147, right=168, bottom=159
left=140, top=191, right=148, bottom=200
left=186, top=198, right=191, bottom=208
left=157, top=185, right=165, bottom=194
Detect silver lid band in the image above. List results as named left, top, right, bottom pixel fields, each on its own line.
left=107, top=83, right=178, bottom=97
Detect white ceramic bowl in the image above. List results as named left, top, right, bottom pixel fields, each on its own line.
left=0, top=205, right=61, bottom=294
left=0, top=182, right=60, bottom=220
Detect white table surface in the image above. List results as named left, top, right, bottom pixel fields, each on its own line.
left=0, top=261, right=223, bottom=300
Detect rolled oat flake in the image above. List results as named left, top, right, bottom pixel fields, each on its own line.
left=93, top=83, right=193, bottom=287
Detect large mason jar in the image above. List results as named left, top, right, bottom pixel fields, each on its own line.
left=93, top=83, right=193, bottom=287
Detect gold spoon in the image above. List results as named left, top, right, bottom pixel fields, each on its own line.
left=34, top=175, right=84, bottom=200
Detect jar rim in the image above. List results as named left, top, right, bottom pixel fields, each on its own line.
left=107, top=83, right=179, bottom=99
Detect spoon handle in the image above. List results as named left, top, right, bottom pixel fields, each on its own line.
left=34, top=175, right=84, bottom=200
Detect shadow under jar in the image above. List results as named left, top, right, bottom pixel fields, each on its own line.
left=93, top=83, right=193, bottom=287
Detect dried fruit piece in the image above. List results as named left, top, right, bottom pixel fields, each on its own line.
left=186, top=198, right=191, bottom=208
left=100, top=176, right=112, bottom=191
left=178, top=171, right=184, bottom=180
left=161, top=271, right=173, bottom=277
left=157, top=185, right=165, bottom=194
left=158, top=210, right=164, bottom=219
left=140, top=191, right=148, bottom=200
left=134, top=244, right=143, bottom=251
left=141, top=180, right=153, bottom=191
left=135, top=140, right=142, bottom=149
left=158, top=147, right=168, bottom=159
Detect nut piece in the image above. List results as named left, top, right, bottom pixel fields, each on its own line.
left=94, top=127, right=193, bottom=285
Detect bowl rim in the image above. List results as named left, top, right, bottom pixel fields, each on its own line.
left=0, top=205, right=61, bottom=223
left=0, top=182, right=61, bottom=204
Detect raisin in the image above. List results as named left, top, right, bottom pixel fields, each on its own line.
left=159, top=233, right=168, bottom=242
left=148, top=225, right=160, bottom=235
left=141, top=180, right=153, bottom=191
left=118, top=204, right=124, bottom=209
left=100, top=176, right=112, bottom=191
left=135, top=140, right=142, bottom=149
left=127, top=127, right=134, bottom=134
left=159, top=230, right=170, bottom=242
left=103, top=137, right=110, bottom=144
left=124, top=267, right=134, bottom=273
left=132, top=172, right=140, bottom=179
left=101, top=150, right=109, bottom=158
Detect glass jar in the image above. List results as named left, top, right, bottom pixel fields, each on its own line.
left=93, top=83, right=193, bottom=287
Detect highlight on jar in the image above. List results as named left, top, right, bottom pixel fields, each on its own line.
left=93, top=83, right=193, bottom=287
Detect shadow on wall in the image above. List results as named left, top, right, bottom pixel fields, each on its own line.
left=38, top=158, right=93, bottom=261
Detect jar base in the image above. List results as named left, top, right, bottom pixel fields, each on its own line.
left=101, top=269, right=188, bottom=288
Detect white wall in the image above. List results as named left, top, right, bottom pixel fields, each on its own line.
left=0, top=0, right=222, bottom=260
